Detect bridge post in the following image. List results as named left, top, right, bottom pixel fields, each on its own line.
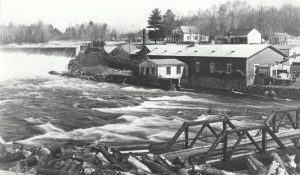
left=185, top=125, right=189, bottom=149
left=272, top=113, right=276, bottom=132
left=261, top=128, right=266, bottom=153
left=222, top=120, right=228, bottom=161
left=296, top=109, right=300, bottom=129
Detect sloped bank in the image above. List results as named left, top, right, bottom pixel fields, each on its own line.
left=247, top=85, right=300, bottom=100
left=65, top=46, right=175, bottom=90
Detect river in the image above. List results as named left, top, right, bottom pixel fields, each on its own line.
left=0, top=51, right=299, bottom=146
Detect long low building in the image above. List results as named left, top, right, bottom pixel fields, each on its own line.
left=131, top=44, right=286, bottom=91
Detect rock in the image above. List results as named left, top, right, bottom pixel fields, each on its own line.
left=5, top=152, right=25, bottom=163
left=49, top=71, right=60, bottom=75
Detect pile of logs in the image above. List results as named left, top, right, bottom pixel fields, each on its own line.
left=246, top=153, right=300, bottom=175
left=0, top=141, right=300, bottom=175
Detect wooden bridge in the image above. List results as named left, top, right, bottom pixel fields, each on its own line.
left=109, top=108, right=300, bottom=164
left=159, top=108, right=300, bottom=163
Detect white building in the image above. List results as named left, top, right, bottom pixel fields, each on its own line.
left=138, top=59, right=186, bottom=80
left=274, top=45, right=300, bottom=65
left=219, top=28, right=262, bottom=44
left=171, top=26, right=206, bottom=43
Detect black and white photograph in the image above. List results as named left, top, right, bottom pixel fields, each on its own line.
left=1, top=0, right=300, bottom=174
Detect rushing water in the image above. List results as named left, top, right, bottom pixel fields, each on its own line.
left=0, top=51, right=299, bottom=146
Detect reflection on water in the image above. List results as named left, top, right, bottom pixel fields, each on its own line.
left=0, top=51, right=299, bottom=146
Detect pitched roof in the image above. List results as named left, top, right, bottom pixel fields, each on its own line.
left=273, top=45, right=300, bottom=56
left=173, top=26, right=199, bottom=34
left=145, top=44, right=280, bottom=58
left=148, top=59, right=185, bottom=65
left=228, top=28, right=256, bottom=37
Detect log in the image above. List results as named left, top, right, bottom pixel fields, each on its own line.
left=95, top=152, right=110, bottom=166
left=271, top=152, right=287, bottom=174
left=246, top=156, right=267, bottom=175
left=142, top=159, right=177, bottom=175
left=177, top=168, right=189, bottom=175
left=127, top=155, right=151, bottom=173
left=157, top=154, right=174, bottom=167
left=193, top=165, right=237, bottom=175
left=36, top=167, right=68, bottom=175
left=98, top=146, right=118, bottom=164
left=277, top=167, right=286, bottom=175
left=267, top=161, right=279, bottom=175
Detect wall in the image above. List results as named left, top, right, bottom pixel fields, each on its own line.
left=287, top=46, right=300, bottom=65
left=247, top=29, right=262, bottom=44
left=157, top=65, right=184, bottom=79
left=183, top=33, right=200, bottom=42
left=139, top=60, right=184, bottom=79
left=139, top=60, right=157, bottom=77
left=247, top=47, right=285, bottom=85
left=184, top=76, right=247, bottom=92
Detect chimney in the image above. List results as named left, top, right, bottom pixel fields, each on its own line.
left=142, top=29, right=146, bottom=48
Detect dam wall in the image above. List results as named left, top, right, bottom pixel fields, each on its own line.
left=0, top=46, right=78, bottom=58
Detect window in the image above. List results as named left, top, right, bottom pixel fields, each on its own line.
left=210, top=63, right=215, bottom=73
left=141, top=67, right=144, bottom=75
left=176, top=66, right=181, bottom=74
left=195, top=62, right=200, bottom=72
left=152, top=67, right=155, bottom=75
left=226, top=63, right=232, bottom=74
left=254, top=64, right=259, bottom=75
left=166, top=66, right=171, bottom=75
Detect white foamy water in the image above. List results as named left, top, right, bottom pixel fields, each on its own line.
left=0, top=52, right=71, bottom=81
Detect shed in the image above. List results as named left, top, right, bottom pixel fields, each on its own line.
left=138, top=59, right=186, bottom=80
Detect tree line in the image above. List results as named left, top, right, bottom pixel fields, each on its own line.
left=147, top=0, right=300, bottom=42
left=0, top=21, right=122, bottom=44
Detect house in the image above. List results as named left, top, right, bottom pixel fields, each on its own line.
left=170, top=26, right=206, bottom=43
left=135, top=44, right=286, bottom=91
left=217, top=28, right=262, bottom=44
left=274, top=45, right=300, bottom=65
left=138, top=59, right=186, bottom=79
left=270, top=32, right=292, bottom=45
left=270, top=33, right=300, bottom=45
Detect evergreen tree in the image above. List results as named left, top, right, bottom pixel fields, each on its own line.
left=147, top=8, right=164, bottom=44
left=162, top=9, right=176, bottom=42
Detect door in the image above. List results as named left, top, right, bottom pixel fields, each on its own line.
left=146, top=68, right=150, bottom=76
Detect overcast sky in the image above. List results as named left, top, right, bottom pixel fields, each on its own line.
left=1, top=0, right=300, bottom=33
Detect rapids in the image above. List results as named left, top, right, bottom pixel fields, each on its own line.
left=0, top=51, right=299, bottom=146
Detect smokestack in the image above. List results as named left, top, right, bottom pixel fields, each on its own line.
left=143, top=29, right=146, bottom=47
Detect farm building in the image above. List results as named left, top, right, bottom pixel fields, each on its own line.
left=132, top=44, right=286, bottom=91
left=170, top=26, right=208, bottom=43
left=216, top=28, right=262, bottom=44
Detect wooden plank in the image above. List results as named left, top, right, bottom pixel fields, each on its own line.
left=162, top=123, right=187, bottom=153
left=287, top=112, right=297, bottom=129
left=275, top=112, right=287, bottom=133
left=184, top=125, right=189, bottom=149
left=201, top=132, right=226, bottom=164
left=296, top=110, right=300, bottom=129
left=189, top=123, right=207, bottom=148
left=185, top=118, right=225, bottom=127
left=227, top=132, right=246, bottom=160
left=207, top=123, right=218, bottom=137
